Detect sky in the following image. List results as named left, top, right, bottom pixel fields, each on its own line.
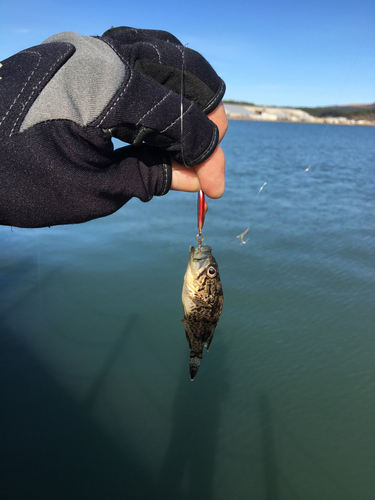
left=1, top=0, right=374, bottom=107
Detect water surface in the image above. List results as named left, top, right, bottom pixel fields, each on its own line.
left=1, top=121, right=374, bottom=499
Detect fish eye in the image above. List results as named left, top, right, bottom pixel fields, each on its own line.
left=206, top=266, right=217, bottom=278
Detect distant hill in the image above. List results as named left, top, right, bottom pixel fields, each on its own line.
left=299, top=104, right=375, bottom=121
left=223, top=101, right=375, bottom=122
left=223, top=100, right=256, bottom=107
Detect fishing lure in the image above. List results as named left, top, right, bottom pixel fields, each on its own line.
left=197, top=190, right=206, bottom=249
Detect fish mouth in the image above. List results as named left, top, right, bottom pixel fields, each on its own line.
left=189, top=245, right=212, bottom=261
left=188, top=245, right=214, bottom=274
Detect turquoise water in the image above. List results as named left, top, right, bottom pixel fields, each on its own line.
left=1, top=121, right=374, bottom=499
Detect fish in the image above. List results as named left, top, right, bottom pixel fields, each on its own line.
left=181, top=244, right=224, bottom=380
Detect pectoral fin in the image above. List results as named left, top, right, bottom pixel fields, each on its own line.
left=204, top=329, right=215, bottom=351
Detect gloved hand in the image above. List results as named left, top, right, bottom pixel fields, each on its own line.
left=0, top=27, right=225, bottom=228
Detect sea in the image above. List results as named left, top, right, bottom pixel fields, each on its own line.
left=1, top=120, right=374, bottom=500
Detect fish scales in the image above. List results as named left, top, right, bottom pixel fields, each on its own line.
left=181, top=245, right=223, bottom=380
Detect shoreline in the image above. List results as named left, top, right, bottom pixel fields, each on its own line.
left=224, top=103, right=375, bottom=127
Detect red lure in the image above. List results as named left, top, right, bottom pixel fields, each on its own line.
left=197, top=190, right=205, bottom=233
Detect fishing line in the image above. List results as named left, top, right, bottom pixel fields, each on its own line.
left=180, top=43, right=206, bottom=249
left=180, top=44, right=188, bottom=168
left=228, top=181, right=267, bottom=244
left=228, top=162, right=315, bottom=245
left=254, top=181, right=267, bottom=202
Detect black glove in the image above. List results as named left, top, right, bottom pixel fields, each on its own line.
left=0, top=27, right=225, bottom=228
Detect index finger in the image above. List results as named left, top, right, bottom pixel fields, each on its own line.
left=193, top=145, right=225, bottom=198
left=207, top=102, right=228, bottom=142
left=170, top=102, right=227, bottom=197
left=171, top=144, right=225, bottom=198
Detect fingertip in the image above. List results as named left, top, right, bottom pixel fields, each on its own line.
left=208, top=102, right=228, bottom=142
left=196, top=145, right=225, bottom=199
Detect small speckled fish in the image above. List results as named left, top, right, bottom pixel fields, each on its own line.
left=181, top=245, right=224, bottom=380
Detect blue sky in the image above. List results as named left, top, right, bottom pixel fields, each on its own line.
left=1, top=0, right=374, bottom=107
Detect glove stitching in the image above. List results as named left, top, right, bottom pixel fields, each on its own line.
left=135, top=90, right=172, bottom=126
left=202, top=79, right=226, bottom=114
left=176, top=44, right=184, bottom=57
left=161, top=165, right=168, bottom=195
left=0, top=50, right=42, bottom=133
left=0, top=50, right=41, bottom=136
left=159, top=102, right=193, bottom=134
left=138, top=41, right=162, bottom=64
left=10, top=51, right=44, bottom=136
left=161, top=159, right=172, bottom=196
left=97, top=67, right=134, bottom=127
left=106, top=38, right=163, bottom=65
left=190, top=125, right=218, bottom=166
left=162, top=164, right=168, bottom=194
left=6, top=47, right=72, bottom=136
left=159, top=152, right=168, bottom=196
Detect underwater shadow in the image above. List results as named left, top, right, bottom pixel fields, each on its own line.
left=157, top=330, right=229, bottom=500
left=83, top=313, right=139, bottom=410
left=259, top=393, right=280, bottom=500
left=0, top=315, right=159, bottom=500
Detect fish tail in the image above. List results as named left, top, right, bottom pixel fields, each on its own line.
left=189, top=351, right=203, bottom=381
